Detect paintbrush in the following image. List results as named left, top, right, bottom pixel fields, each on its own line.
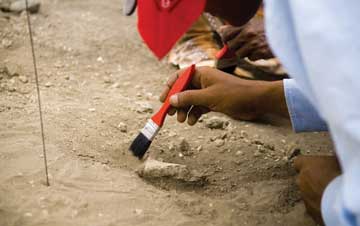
left=129, top=64, right=196, bottom=159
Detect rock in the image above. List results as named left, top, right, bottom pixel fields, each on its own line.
left=45, top=82, right=52, bottom=87
left=1, top=38, right=12, bottom=48
left=103, top=76, right=112, bottom=84
left=167, top=131, right=177, bottom=137
left=8, top=0, right=40, bottom=13
left=264, top=144, right=275, bottom=151
left=204, top=116, right=229, bottom=129
left=7, top=84, right=16, bottom=92
left=168, top=143, right=176, bottom=152
left=117, top=122, right=127, bottom=133
left=134, top=209, right=143, bottom=215
left=135, top=101, right=153, bottom=114
left=196, top=145, right=203, bottom=152
left=214, top=139, right=225, bottom=147
left=136, top=159, right=206, bottom=183
left=253, top=150, right=262, bottom=157
left=4, top=63, right=21, bottom=77
left=240, top=130, right=248, bottom=138
left=88, top=108, right=96, bottom=112
left=235, top=150, right=243, bottom=156
left=112, top=82, right=121, bottom=88
left=24, top=212, right=33, bottom=217
left=18, top=75, right=28, bottom=83
left=97, top=56, right=104, bottom=63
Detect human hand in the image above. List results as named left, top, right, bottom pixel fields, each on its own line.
left=294, top=155, right=341, bottom=226
left=219, top=17, right=273, bottom=61
left=160, top=67, right=288, bottom=125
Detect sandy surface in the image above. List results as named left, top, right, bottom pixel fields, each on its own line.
left=0, top=1, right=333, bottom=225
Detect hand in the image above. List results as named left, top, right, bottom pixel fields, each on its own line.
left=160, top=66, right=288, bottom=125
left=294, top=155, right=342, bottom=226
left=219, top=17, right=273, bottom=61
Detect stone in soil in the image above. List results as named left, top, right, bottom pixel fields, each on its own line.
left=204, top=116, right=229, bottom=130
left=135, top=101, right=153, bottom=114
left=7, top=0, right=41, bottom=13
left=214, top=139, right=225, bottom=147
left=117, top=122, right=127, bottom=133
left=136, top=159, right=205, bottom=183
left=18, top=75, right=28, bottom=83
left=4, top=63, right=21, bottom=77
left=1, top=38, right=12, bottom=48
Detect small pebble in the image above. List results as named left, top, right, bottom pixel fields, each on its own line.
left=1, top=39, right=12, bottom=48
left=24, top=212, right=33, bottom=217
left=103, top=76, right=112, bottom=84
left=45, top=82, right=52, bottom=88
left=135, top=101, right=153, bottom=114
left=117, top=122, right=127, bottom=133
left=205, top=116, right=229, bottom=129
left=18, top=75, right=28, bottom=83
left=112, top=82, right=121, bottom=88
left=97, top=56, right=104, bottom=63
left=5, top=63, right=21, bottom=77
left=214, top=139, right=225, bottom=147
left=134, top=209, right=143, bottom=215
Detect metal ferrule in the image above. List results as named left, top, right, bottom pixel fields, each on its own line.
left=141, top=120, right=160, bottom=141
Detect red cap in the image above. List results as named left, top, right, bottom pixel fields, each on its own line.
left=137, top=0, right=206, bottom=59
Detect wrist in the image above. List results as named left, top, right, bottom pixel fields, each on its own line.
left=257, top=81, right=290, bottom=118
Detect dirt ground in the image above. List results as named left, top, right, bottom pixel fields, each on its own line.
left=0, top=1, right=334, bottom=225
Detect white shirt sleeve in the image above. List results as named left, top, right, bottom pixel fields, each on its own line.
left=265, top=0, right=360, bottom=225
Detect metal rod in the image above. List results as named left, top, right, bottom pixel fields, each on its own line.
left=25, top=0, right=50, bottom=186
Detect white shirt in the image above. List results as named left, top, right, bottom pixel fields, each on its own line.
left=264, top=0, right=360, bottom=225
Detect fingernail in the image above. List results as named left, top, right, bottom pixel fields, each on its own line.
left=169, top=95, right=178, bottom=106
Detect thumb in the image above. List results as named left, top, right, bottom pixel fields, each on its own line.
left=169, top=89, right=210, bottom=108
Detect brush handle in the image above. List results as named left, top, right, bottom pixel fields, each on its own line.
left=216, top=44, right=236, bottom=60
left=151, top=64, right=196, bottom=127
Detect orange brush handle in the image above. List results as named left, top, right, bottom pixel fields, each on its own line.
left=151, top=64, right=196, bottom=127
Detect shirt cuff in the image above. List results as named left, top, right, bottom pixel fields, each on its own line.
left=284, top=79, right=328, bottom=132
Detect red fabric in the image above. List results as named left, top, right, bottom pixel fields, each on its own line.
left=137, top=0, right=206, bottom=59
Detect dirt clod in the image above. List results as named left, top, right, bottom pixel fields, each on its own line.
left=204, top=116, right=229, bottom=130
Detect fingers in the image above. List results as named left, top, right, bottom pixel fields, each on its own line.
left=169, top=89, right=210, bottom=109
left=160, top=67, right=210, bottom=103
left=160, top=69, right=185, bottom=102
left=168, top=107, right=176, bottom=116
left=187, top=106, right=209, bottom=125
left=177, top=107, right=190, bottom=123
left=219, top=25, right=243, bottom=43
left=235, top=42, right=254, bottom=59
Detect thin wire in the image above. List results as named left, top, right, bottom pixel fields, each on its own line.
left=25, top=0, right=50, bottom=186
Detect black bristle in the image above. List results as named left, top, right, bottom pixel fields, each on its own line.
left=129, top=133, right=152, bottom=159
